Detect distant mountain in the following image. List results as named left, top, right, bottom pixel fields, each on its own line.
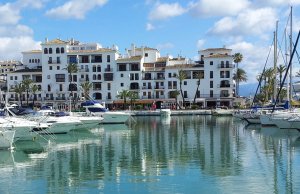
left=238, top=83, right=258, bottom=97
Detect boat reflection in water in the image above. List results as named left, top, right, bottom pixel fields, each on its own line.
left=0, top=116, right=299, bottom=194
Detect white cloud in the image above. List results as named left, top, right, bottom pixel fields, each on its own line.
left=0, top=37, right=41, bottom=60
left=0, top=4, right=21, bottom=25
left=0, top=25, right=33, bottom=37
left=229, top=41, right=272, bottom=84
left=15, top=0, right=45, bottom=9
left=196, top=39, right=205, bottom=49
left=209, top=8, right=277, bottom=38
left=189, top=0, right=250, bottom=17
left=0, top=1, right=41, bottom=60
left=45, top=0, right=108, bottom=19
left=252, top=0, right=300, bottom=7
left=146, top=23, right=155, bottom=31
left=148, top=2, right=187, bottom=20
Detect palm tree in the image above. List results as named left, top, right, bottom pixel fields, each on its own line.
left=233, top=68, right=247, bottom=96
left=80, top=81, right=93, bottom=100
left=22, top=79, right=33, bottom=107
left=14, top=83, right=25, bottom=106
left=170, top=90, right=181, bottom=110
left=193, top=72, right=203, bottom=104
left=175, top=69, right=187, bottom=109
left=116, top=89, right=130, bottom=110
left=128, top=91, right=138, bottom=110
left=233, top=53, right=243, bottom=96
left=277, top=64, right=286, bottom=86
left=31, top=84, right=39, bottom=108
left=65, top=63, right=78, bottom=107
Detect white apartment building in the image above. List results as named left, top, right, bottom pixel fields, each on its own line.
left=6, top=38, right=236, bottom=109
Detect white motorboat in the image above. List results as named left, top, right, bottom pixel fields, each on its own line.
left=33, top=110, right=81, bottom=134
left=0, top=130, right=15, bottom=149
left=81, top=100, right=131, bottom=124
left=70, top=112, right=104, bottom=129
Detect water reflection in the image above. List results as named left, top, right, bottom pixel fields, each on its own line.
left=0, top=116, right=299, bottom=194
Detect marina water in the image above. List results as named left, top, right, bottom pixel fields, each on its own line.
left=0, top=115, right=300, bottom=194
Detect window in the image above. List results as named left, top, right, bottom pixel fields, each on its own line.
left=107, top=55, right=110, bottom=62
left=121, top=83, right=124, bottom=87
left=49, top=66, right=52, bottom=70
left=184, top=91, right=187, bottom=98
left=61, top=47, right=64, bottom=53
left=59, top=84, right=63, bottom=91
left=48, top=84, right=51, bottom=92
left=57, top=66, right=60, bottom=70
left=107, top=83, right=111, bottom=90
left=47, top=75, right=50, bottom=79
left=48, top=57, right=52, bottom=64
left=145, top=53, right=148, bottom=57
left=94, top=55, right=102, bottom=63
left=210, top=71, right=213, bottom=78
left=29, top=59, right=31, bottom=63
left=97, top=66, right=101, bottom=72
left=10, top=76, right=13, bottom=80
left=135, top=73, right=139, bottom=80
left=93, top=74, right=96, bottom=80
left=210, top=81, right=213, bottom=88
left=44, top=48, right=48, bottom=54
left=107, top=92, right=111, bottom=99
left=55, top=74, right=65, bottom=82
left=56, top=47, right=60, bottom=54
left=97, top=74, right=101, bottom=80
left=168, top=73, right=172, bottom=78
left=121, top=73, right=123, bottom=77
left=210, top=90, right=213, bottom=97
left=49, top=48, right=52, bottom=54
left=210, top=61, right=213, bottom=65
left=184, top=81, right=187, bottom=85
left=14, top=76, right=17, bottom=80
left=226, top=71, right=230, bottom=78
left=93, top=66, right=96, bottom=72
left=57, top=57, right=60, bottom=64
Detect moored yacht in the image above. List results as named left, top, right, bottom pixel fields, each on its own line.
left=81, top=100, right=131, bottom=124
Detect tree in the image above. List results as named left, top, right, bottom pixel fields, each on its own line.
left=233, top=53, right=243, bottom=96
left=14, top=83, right=25, bottom=106
left=193, top=72, right=203, bottom=104
left=175, top=69, right=187, bottom=109
left=170, top=90, right=181, bottom=110
left=80, top=81, right=93, bottom=100
left=277, top=64, right=286, bottom=85
left=31, top=84, right=39, bottom=108
left=116, top=89, right=130, bottom=110
left=233, top=68, right=247, bottom=97
left=22, top=78, right=33, bottom=106
left=128, top=91, right=138, bottom=110
left=65, top=63, right=78, bottom=107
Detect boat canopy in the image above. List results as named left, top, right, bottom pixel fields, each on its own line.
left=81, top=100, right=102, bottom=107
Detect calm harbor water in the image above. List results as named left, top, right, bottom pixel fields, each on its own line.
left=0, top=115, right=300, bottom=194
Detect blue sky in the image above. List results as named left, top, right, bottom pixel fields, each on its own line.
left=1, top=0, right=300, bottom=87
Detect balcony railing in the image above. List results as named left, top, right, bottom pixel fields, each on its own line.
left=48, top=60, right=61, bottom=64
left=142, top=86, right=152, bottom=89
left=218, top=64, right=234, bottom=68
left=217, top=84, right=234, bottom=88
left=105, top=68, right=113, bottom=72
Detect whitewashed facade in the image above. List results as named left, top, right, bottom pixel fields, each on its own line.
left=6, top=38, right=236, bottom=109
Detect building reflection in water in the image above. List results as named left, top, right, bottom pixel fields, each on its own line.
left=0, top=116, right=299, bottom=193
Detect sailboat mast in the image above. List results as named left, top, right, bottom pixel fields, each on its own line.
left=289, top=6, right=293, bottom=105
left=273, top=21, right=278, bottom=102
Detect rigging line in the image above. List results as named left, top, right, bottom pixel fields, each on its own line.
left=273, top=30, right=300, bottom=112
left=251, top=41, right=274, bottom=108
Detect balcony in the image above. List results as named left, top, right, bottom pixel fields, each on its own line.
left=218, top=64, right=234, bottom=68
left=105, top=68, right=113, bottom=72
left=154, top=86, right=164, bottom=90
left=79, top=68, right=89, bottom=72
left=218, top=84, right=233, bottom=88
left=154, top=76, right=165, bottom=80
left=48, top=60, right=61, bottom=64
left=220, top=93, right=230, bottom=97
left=104, top=73, right=113, bottom=81
left=55, top=97, right=66, bottom=100
left=142, top=86, right=152, bottom=89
